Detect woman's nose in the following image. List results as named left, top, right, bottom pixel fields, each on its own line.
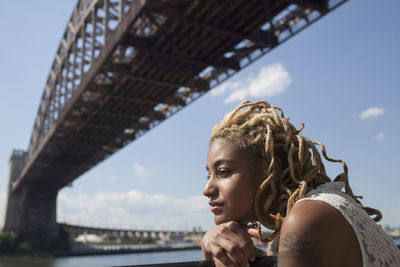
left=203, top=177, right=218, bottom=198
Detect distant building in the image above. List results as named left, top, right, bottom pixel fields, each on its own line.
left=384, top=226, right=400, bottom=238
left=75, top=234, right=104, bottom=243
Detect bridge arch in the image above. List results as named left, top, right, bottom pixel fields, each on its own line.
left=3, top=0, right=347, bottom=242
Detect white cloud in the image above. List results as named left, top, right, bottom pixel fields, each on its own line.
left=210, top=81, right=242, bottom=97
left=360, top=107, right=386, bottom=120
left=210, top=63, right=291, bottom=104
left=107, top=176, right=116, bottom=182
left=224, top=89, right=248, bottom=104
left=376, top=132, right=385, bottom=142
left=57, top=190, right=210, bottom=230
left=133, top=163, right=150, bottom=179
left=247, top=63, right=291, bottom=98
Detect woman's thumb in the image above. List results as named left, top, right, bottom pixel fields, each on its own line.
left=246, top=227, right=260, bottom=238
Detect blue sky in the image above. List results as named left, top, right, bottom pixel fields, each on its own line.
left=0, top=0, right=399, bottom=231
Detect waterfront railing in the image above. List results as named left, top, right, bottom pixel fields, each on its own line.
left=118, top=256, right=277, bottom=267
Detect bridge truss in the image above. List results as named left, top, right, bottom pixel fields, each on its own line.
left=12, top=0, right=347, bottom=192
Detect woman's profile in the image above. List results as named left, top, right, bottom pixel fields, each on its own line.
left=201, top=100, right=400, bottom=267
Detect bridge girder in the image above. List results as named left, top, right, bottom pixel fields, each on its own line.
left=11, top=0, right=348, bottom=192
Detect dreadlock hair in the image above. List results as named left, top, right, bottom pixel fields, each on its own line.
left=210, top=100, right=382, bottom=242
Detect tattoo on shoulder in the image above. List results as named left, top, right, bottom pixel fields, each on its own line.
left=278, top=232, right=321, bottom=267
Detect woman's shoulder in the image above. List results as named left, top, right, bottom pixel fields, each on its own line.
left=286, top=190, right=400, bottom=266
left=278, top=200, right=362, bottom=267
left=282, top=199, right=358, bottom=243
left=284, top=199, right=353, bottom=233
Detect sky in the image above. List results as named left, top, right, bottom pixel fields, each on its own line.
left=0, top=0, right=399, bottom=231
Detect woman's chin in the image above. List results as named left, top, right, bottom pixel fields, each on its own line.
left=213, top=214, right=234, bottom=225
left=213, top=215, right=252, bottom=225
left=213, top=216, right=225, bottom=225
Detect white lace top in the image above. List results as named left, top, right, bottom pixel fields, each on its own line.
left=288, top=182, right=400, bottom=266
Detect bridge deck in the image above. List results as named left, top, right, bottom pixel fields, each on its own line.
left=13, top=0, right=347, bottom=192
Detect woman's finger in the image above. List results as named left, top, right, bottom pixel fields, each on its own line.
left=245, top=226, right=260, bottom=239
left=208, top=242, right=235, bottom=267
left=214, top=233, right=249, bottom=266
left=220, top=221, right=259, bottom=262
left=202, top=222, right=259, bottom=266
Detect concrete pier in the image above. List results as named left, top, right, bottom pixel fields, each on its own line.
left=3, top=150, right=59, bottom=243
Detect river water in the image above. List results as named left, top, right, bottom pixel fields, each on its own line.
left=1, top=239, right=399, bottom=267
left=0, top=249, right=203, bottom=267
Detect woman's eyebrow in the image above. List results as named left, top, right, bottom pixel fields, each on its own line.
left=213, top=159, right=234, bottom=168
left=206, top=159, right=235, bottom=171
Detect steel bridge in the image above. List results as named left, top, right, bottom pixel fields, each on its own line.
left=60, top=222, right=204, bottom=239
left=3, top=0, right=347, bottom=242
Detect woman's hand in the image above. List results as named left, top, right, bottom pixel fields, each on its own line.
left=201, top=221, right=264, bottom=267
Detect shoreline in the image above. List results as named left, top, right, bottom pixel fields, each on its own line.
left=0, top=243, right=201, bottom=259
left=67, top=243, right=201, bottom=257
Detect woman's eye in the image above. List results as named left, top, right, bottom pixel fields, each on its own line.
left=218, top=168, right=230, bottom=177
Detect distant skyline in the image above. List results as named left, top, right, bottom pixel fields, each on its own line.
left=0, top=0, right=399, bottom=231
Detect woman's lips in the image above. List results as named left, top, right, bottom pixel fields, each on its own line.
left=211, top=206, right=223, bottom=213
left=209, top=201, right=224, bottom=214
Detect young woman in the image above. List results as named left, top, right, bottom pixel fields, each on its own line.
left=201, top=100, right=400, bottom=267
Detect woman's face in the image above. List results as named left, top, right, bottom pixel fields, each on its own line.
left=204, top=138, right=266, bottom=225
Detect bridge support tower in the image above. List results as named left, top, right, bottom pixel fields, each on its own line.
left=3, top=150, right=59, bottom=244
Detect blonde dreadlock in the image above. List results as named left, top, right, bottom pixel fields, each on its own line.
left=210, top=100, right=382, bottom=242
